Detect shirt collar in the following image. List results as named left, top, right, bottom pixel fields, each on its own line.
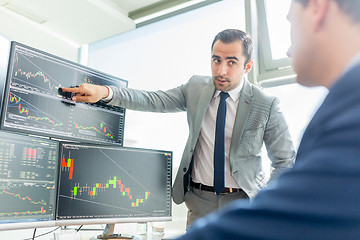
left=213, top=78, right=244, bottom=102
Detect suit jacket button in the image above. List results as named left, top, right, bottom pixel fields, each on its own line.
left=183, top=167, right=187, bottom=172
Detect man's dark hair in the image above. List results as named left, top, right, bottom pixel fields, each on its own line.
left=211, top=29, right=253, bottom=66
left=295, top=0, right=360, bottom=22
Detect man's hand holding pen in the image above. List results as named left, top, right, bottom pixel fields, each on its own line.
left=61, top=83, right=109, bottom=103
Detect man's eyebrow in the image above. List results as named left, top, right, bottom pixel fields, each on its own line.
left=226, top=56, right=239, bottom=61
left=211, top=55, right=239, bottom=61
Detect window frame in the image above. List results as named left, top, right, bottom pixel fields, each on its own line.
left=254, top=0, right=295, bottom=85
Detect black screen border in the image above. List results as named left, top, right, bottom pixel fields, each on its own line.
left=0, top=130, right=60, bottom=230
left=0, top=41, right=128, bottom=145
left=55, top=141, right=173, bottom=226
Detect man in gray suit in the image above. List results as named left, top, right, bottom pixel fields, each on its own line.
left=62, top=29, right=295, bottom=226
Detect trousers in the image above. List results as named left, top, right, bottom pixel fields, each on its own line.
left=184, top=187, right=249, bottom=227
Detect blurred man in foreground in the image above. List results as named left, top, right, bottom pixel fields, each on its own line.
left=175, top=0, right=360, bottom=239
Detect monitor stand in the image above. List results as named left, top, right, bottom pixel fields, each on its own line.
left=91, top=224, right=134, bottom=240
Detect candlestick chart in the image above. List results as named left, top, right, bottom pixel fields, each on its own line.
left=10, top=50, right=126, bottom=96
left=2, top=42, right=127, bottom=144
left=67, top=103, right=123, bottom=143
left=57, top=143, right=172, bottom=220
left=0, top=182, right=55, bottom=220
left=0, top=131, right=58, bottom=222
left=10, top=50, right=72, bottom=96
left=5, top=89, right=67, bottom=131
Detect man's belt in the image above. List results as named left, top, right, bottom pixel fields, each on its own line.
left=190, top=180, right=244, bottom=194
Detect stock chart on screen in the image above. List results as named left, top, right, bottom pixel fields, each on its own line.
left=0, top=131, right=58, bottom=223
left=56, top=143, right=172, bottom=221
left=1, top=42, right=127, bottom=144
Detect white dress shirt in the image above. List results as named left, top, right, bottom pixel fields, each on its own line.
left=192, top=79, right=244, bottom=188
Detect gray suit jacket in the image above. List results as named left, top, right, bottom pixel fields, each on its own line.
left=109, top=75, right=295, bottom=204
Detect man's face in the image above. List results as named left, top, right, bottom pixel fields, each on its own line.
left=287, top=1, right=315, bottom=87
left=211, top=40, right=252, bottom=92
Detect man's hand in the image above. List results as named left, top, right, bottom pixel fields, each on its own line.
left=61, top=83, right=109, bottom=103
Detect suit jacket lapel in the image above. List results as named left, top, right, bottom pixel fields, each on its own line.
left=230, top=80, right=253, bottom=155
left=193, top=80, right=215, bottom=145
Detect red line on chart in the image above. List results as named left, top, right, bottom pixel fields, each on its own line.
left=0, top=207, right=46, bottom=216
left=73, top=121, right=114, bottom=139
left=0, top=189, right=47, bottom=205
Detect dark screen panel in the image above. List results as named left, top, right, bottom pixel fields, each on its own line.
left=56, top=143, right=172, bottom=221
left=1, top=42, right=127, bottom=144
left=0, top=131, right=58, bottom=224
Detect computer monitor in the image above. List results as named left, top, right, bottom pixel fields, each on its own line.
left=0, top=131, right=59, bottom=230
left=0, top=34, right=11, bottom=116
left=0, top=42, right=127, bottom=145
left=56, top=142, right=172, bottom=226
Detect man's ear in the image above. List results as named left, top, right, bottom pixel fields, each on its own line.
left=244, top=60, right=253, bottom=73
left=310, top=0, right=330, bottom=32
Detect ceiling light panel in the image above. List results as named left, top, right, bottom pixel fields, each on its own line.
left=0, top=0, right=9, bottom=6
left=4, top=3, right=46, bottom=23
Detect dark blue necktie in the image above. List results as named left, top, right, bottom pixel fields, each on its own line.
left=214, top=91, right=229, bottom=195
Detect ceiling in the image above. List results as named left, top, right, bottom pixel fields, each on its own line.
left=0, top=0, right=198, bottom=46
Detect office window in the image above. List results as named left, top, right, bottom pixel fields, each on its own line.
left=261, top=83, right=328, bottom=178
left=257, top=0, right=293, bottom=81
left=265, top=83, right=328, bottom=147
left=265, top=0, right=291, bottom=60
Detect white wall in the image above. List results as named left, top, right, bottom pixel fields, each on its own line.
left=0, top=8, right=79, bottom=62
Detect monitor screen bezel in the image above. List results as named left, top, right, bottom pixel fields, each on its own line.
left=0, top=130, right=60, bottom=230
left=0, top=41, right=128, bottom=145
left=55, top=142, right=173, bottom=226
left=0, top=41, right=173, bottom=231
